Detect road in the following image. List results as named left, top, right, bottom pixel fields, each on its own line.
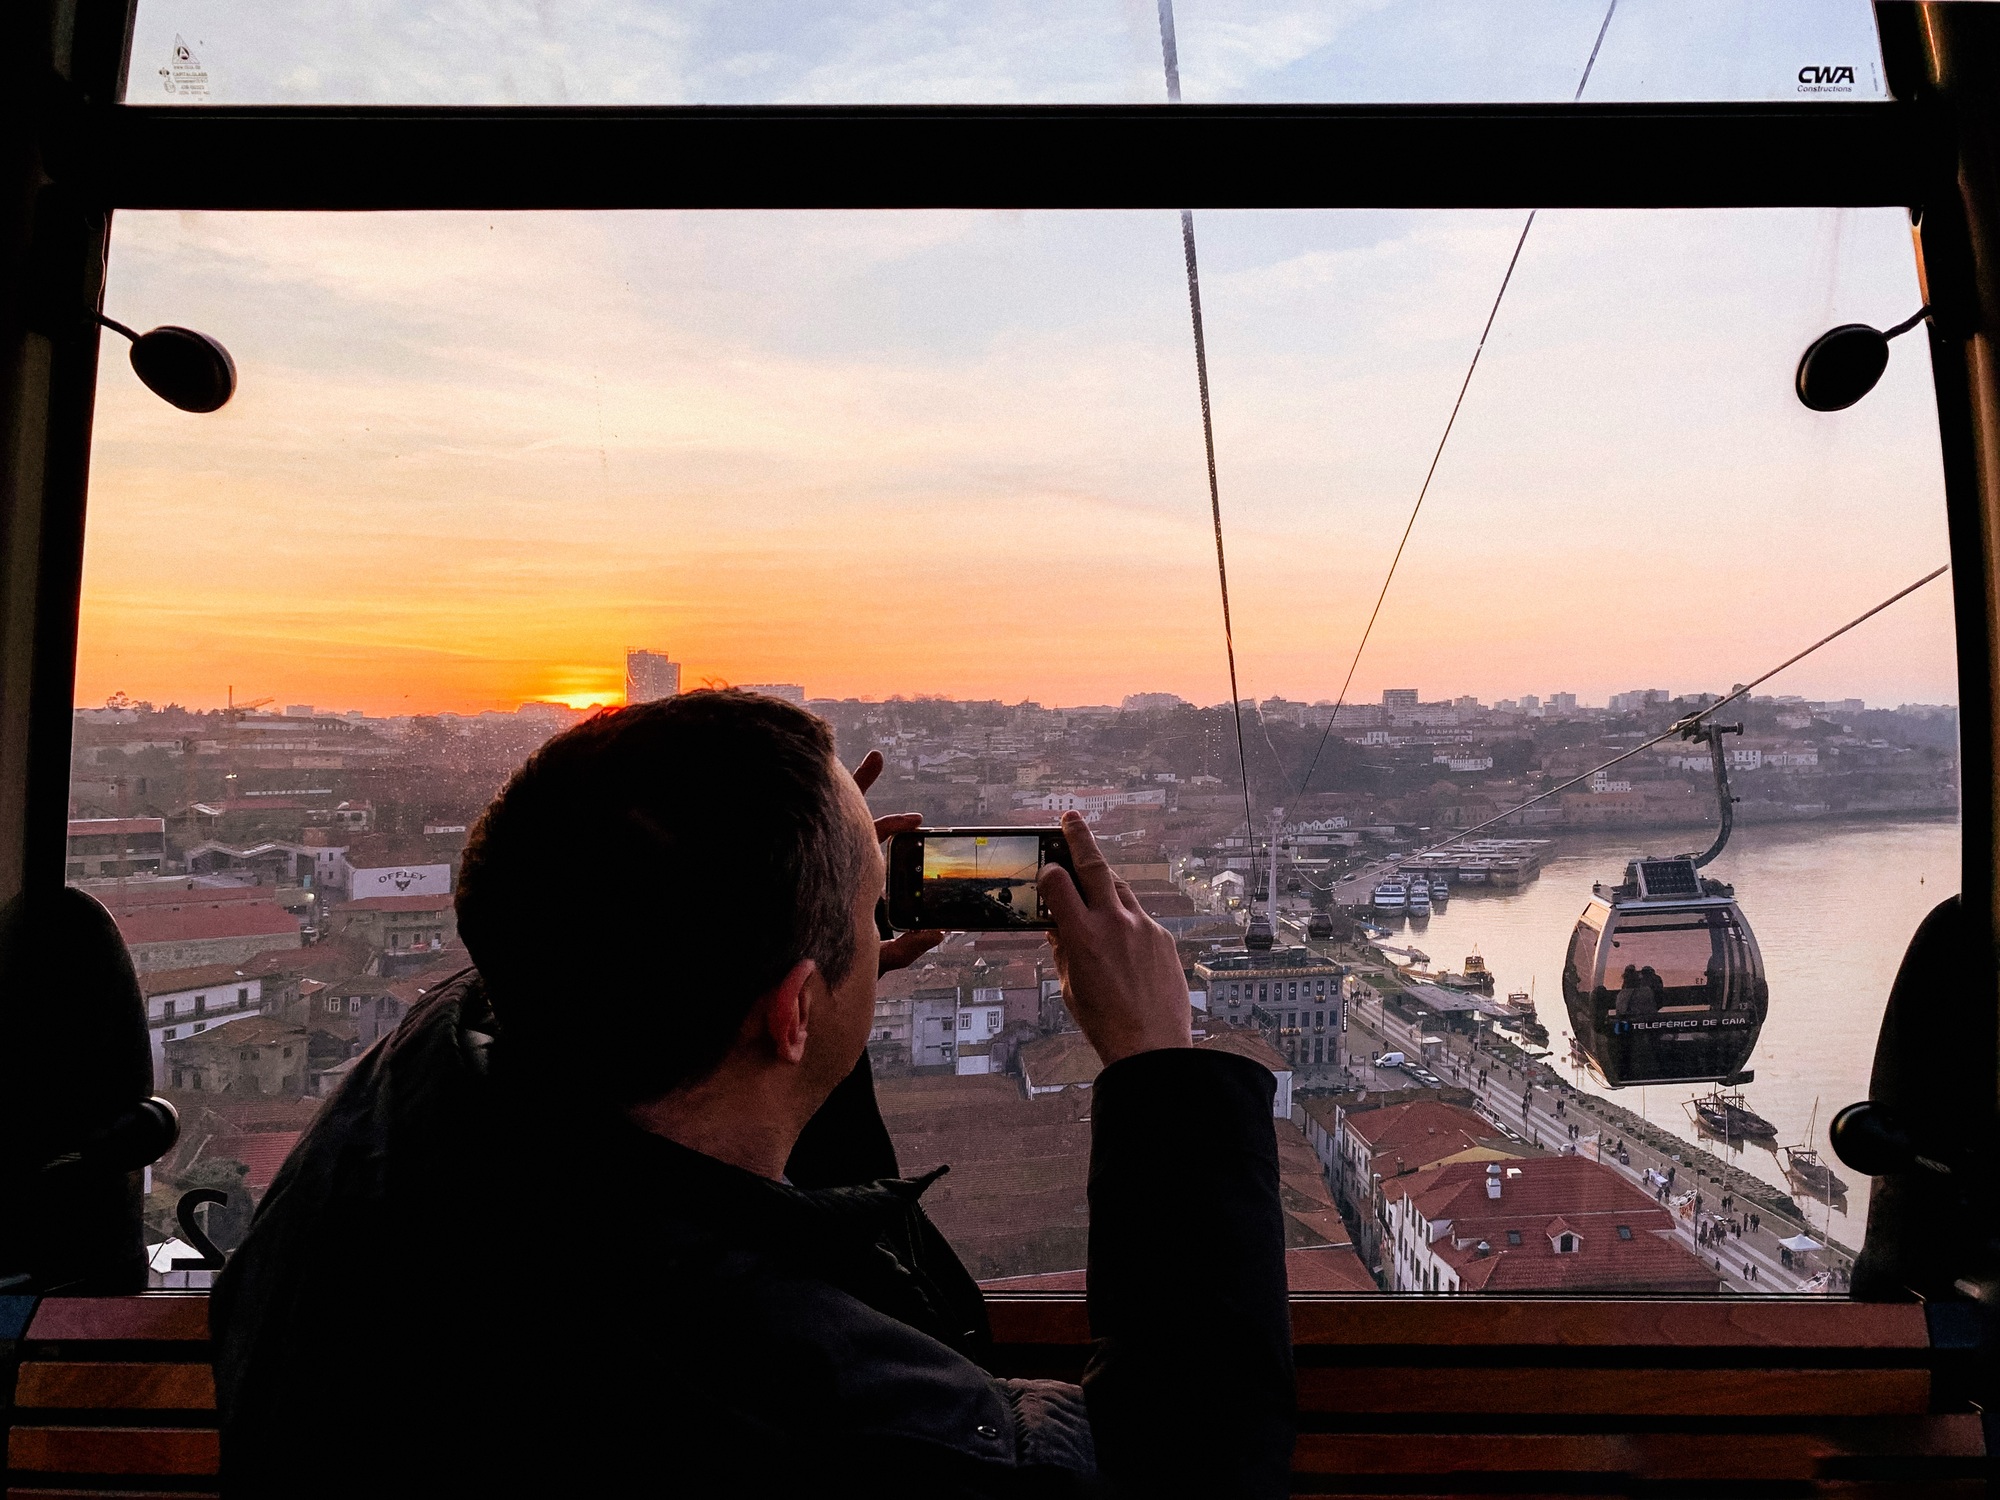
left=1345, top=1006, right=1848, bottom=1293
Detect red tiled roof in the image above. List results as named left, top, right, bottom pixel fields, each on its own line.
left=339, top=894, right=454, bottom=913
left=116, top=902, right=301, bottom=945
left=67, top=817, right=165, bottom=836
left=140, top=962, right=249, bottom=996
left=237, top=1131, right=302, bottom=1190
left=1348, top=1101, right=1515, bottom=1183
left=1285, top=1245, right=1379, bottom=1292
left=98, top=882, right=274, bottom=908
left=1398, top=1157, right=1719, bottom=1295
left=1019, top=1031, right=1101, bottom=1090
left=1194, top=1031, right=1292, bottom=1073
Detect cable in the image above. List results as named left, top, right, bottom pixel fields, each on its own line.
left=1158, top=0, right=1258, bottom=860
left=1295, top=0, right=1620, bottom=800
left=1387, top=564, right=1948, bottom=864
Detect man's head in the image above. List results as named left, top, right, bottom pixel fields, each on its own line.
left=457, top=690, right=881, bottom=1111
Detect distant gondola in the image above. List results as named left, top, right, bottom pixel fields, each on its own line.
left=1560, top=721, right=1770, bottom=1088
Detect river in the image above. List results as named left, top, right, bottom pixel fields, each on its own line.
left=1356, top=816, right=1960, bottom=1238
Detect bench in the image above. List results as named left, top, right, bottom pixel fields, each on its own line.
left=3, top=1293, right=1985, bottom=1496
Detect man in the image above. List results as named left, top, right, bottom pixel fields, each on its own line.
left=212, top=691, right=1293, bottom=1497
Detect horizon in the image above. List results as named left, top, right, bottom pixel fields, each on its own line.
left=73, top=682, right=1956, bottom=719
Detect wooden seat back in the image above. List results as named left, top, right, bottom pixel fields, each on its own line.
left=3, top=1293, right=1986, bottom=1497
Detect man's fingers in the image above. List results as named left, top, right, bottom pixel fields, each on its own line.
left=1059, top=813, right=1120, bottom=909
left=1037, top=863, right=1088, bottom=932
left=1113, top=876, right=1144, bottom=917
left=879, top=928, right=943, bottom=976
left=852, top=749, right=884, bottom=794
left=873, top=811, right=922, bottom=843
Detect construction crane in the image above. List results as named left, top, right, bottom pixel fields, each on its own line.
left=220, top=686, right=274, bottom=806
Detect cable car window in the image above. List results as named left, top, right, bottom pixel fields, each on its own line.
left=76, top=181, right=1951, bottom=1298
left=125, top=0, right=1886, bottom=107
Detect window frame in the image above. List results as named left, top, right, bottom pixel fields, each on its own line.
left=2, top=0, right=1996, bottom=1307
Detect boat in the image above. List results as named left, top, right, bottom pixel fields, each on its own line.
left=1430, top=877, right=1450, bottom=905
left=1688, top=1088, right=1779, bottom=1141
left=1372, top=880, right=1408, bottom=910
left=1503, top=988, right=1534, bottom=1017
left=1407, top=883, right=1431, bottom=917
left=1784, top=1144, right=1849, bottom=1202
left=1462, top=955, right=1494, bottom=993
left=1783, top=1098, right=1848, bottom=1201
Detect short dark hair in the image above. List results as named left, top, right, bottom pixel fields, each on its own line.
left=456, top=690, right=871, bottom=1102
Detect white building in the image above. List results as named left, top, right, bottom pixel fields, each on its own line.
left=953, top=998, right=1007, bottom=1074
left=141, top=964, right=263, bottom=1086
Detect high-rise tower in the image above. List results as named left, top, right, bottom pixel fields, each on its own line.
left=625, top=649, right=681, bottom=704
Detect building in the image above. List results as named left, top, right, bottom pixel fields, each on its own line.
left=332, top=892, right=457, bottom=955
left=1017, top=1028, right=1294, bottom=1114
left=1018, top=1031, right=1104, bottom=1097
left=911, top=987, right=959, bottom=1070
left=114, top=899, right=302, bottom=973
left=1608, top=688, right=1670, bottom=713
left=1120, top=693, right=1187, bottom=712
left=625, top=649, right=681, bottom=703
left=161, top=1016, right=311, bottom=1096
left=953, top=995, right=1008, bottom=1074
left=1194, top=1031, right=1294, bottom=1117
left=1384, top=1156, right=1721, bottom=1295
left=738, top=683, right=805, bottom=704
left=140, top=964, right=264, bottom=1086
left=66, top=817, right=166, bottom=879
left=1193, top=946, right=1345, bottom=1084
left=1326, top=1094, right=1526, bottom=1274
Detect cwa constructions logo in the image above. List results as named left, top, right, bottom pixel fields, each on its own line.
left=1797, top=64, right=1856, bottom=95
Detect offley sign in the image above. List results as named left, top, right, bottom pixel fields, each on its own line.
left=349, top=862, right=452, bottom=898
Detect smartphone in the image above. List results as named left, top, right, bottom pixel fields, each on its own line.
left=885, top=826, right=1076, bottom=931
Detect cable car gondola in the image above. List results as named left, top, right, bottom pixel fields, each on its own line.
left=1560, top=721, right=1769, bottom=1088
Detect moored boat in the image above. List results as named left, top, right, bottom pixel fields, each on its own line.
left=1688, top=1088, right=1779, bottom=1142
left=1372, top=880, right=1408, bottom=910
left=1784, top=1144, right=1849, bottom=1201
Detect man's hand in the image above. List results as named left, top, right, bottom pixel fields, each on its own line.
left=852, top=751, right=943, bottom=976
left=1038, top=812, right=1192, bottom=1066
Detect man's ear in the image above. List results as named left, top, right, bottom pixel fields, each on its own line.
left=754, top=959, right=822, bottom=1065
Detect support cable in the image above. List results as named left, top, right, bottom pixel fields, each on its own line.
left=1295, top=0, right=1620, bottom=799
left=1296, top=564, right=1950, bottom=894
left=1158, top=0, right=1257, bottom=853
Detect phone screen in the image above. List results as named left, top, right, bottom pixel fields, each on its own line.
left=887, top=828, right=1070, bottom=930
left=920, top=833, right=1050, bottom=928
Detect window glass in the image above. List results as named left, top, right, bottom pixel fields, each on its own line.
left=80, top=201, right=1950, bottom=1295
left=126, top=0, right=1885, bottom=106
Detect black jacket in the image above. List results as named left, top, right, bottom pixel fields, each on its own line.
left=212, top=972, right=1294, bottom=1496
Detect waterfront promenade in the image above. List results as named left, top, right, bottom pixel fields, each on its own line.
left=1341, top=1003, right=1857, bottom=1295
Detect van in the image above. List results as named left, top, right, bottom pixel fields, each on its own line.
left=1377, top=1051, right=1406, bottom=1069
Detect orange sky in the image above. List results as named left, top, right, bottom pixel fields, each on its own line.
left=76, top=206, right=1959, bottom=715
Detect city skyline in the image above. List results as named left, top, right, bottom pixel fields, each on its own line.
left=72, top=679, right=1951, bottom=719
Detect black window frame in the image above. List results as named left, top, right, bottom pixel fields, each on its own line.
left=3, top=0, right=1996, bottom=1213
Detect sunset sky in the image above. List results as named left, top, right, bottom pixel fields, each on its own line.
left=924, top=835, right=1043, bottom=884
left=79, top=0, right=1952, bottom=716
